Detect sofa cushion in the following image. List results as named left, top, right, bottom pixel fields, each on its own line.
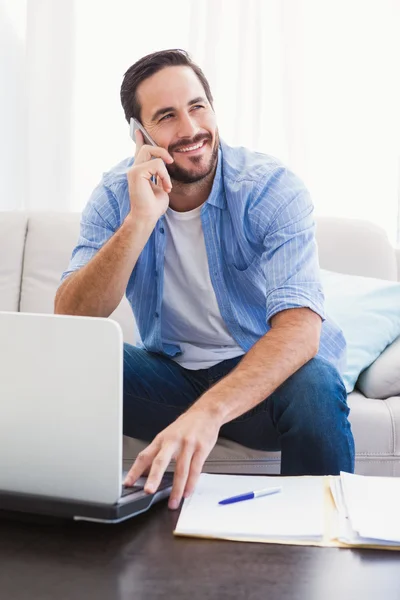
left=19, top=212, right=136, bottom=343
left=320, top=269, right=400, bottom=394
left=0, top=212, right=27, bottom=311
left=357, top=336, right=400, bottom=399
left=20, top=212, right=81, bottom=316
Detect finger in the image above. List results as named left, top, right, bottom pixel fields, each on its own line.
left=144, top=443, right=176, bottom=494
left=124, top=445, right=157, bottom=486
left=135, top=143, right=174, bottom=166
left=139, top=158, right=172, bottom=193
left=183, top=449, right=207, bottom=498
left=150, top=178, right=171, bottom=196
left=168, top=444, right=194, bottom=510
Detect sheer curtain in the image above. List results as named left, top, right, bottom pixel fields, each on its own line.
left=1, top=0, right=400, bottom=244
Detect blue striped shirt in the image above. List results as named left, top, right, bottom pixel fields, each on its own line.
left=61, top=139, right=346, bottom=374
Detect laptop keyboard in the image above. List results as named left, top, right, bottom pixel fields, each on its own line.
left=121, top=475, right=172, bottom=498
left=121, top=483, right=144, bottom=497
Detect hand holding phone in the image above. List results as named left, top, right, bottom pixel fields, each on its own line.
left=130, top=118, right=158, bottom=183
left=127, top=118, right=174, bottom=223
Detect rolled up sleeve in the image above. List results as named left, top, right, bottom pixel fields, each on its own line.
left=260, top=181, right=326, bottom=327
left=60, top=183, right=120, bottom=284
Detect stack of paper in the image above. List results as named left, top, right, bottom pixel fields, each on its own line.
left=330, top=471, right=400, bottom=547
left=174, top=472, right=400, bottom=550
left=174, top=473, right=325, bottom=542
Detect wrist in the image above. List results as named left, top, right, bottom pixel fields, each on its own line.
left=189, top=391, right=227, bottom=427
left=123, top=211, right=157, bottom=234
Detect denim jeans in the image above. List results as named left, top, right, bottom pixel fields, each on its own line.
left=123, top=344, right=355, bottom=476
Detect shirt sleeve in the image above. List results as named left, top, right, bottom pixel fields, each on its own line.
left=59, top=182, right=121, bottom=284
left=257, top=170, right=326, bottom=326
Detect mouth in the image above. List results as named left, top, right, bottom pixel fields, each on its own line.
left=173, top=139, right=208, bottom=156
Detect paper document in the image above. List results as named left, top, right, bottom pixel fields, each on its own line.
left=175, top=473, right=325, bottom=542
left=332, top=472, right=400, bottom=546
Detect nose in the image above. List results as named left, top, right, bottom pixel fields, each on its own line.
left=176, top=112, right=200, bottom=141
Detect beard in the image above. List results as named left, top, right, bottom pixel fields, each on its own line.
left=166, top=130, right=220, bottom=184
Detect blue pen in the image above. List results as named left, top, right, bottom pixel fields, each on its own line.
left=218, top=486, right=282, bottom=505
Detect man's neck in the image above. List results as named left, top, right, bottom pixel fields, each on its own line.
left=167, top=164, right=217, bottom=213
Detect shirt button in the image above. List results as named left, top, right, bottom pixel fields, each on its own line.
left=155, top=312, right=159, bottom=318
left=160, top=227, right=165, bottom=234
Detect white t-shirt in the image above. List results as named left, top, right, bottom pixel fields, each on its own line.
left=161, top=204, right=245, bottom=370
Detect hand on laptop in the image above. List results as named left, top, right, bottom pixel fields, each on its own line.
left=124, top=407, right=220, bottom=510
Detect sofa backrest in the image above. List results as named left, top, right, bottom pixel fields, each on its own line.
left=0, top=213, right=27, bottom=312
left=18, top=212, right=136, bottom=343
left=0, top=211, right=399, bottom=341
left=315, top=216, right=399, bottom=281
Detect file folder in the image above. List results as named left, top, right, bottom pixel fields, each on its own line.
left=174, top=472, right=400, bottom=551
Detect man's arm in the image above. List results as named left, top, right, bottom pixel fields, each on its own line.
left=125, top=308, right=322, bottom=509
left=191, top=307, right=322, bottom=425
left=55, top=215, right=154, bottom=317
left=200, top=167, right=325, bottom=424
left=55, top=133, right=174, bottom=317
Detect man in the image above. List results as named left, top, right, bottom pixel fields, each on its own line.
left=55, top=49, right=355, bottom=510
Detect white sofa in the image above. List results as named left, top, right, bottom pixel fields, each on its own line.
left=1, top=211, right=400, bottom=476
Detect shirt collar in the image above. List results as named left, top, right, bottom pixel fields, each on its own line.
left=205, top=142, right=226, bottom=210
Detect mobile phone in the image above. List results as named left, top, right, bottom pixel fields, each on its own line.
left=130, top=117, right=157, bottom=146
left=130, top=117, right=158, bottom=184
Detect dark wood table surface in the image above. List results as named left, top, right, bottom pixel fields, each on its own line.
left=0, top=501, right=400, bottom=600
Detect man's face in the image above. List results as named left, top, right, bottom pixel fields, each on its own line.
left=137, top=66, right=219, bottom=184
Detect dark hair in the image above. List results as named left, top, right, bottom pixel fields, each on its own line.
left=120, top=49, right=214, bottom=124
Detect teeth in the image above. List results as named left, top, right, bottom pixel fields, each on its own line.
left=176, top=140, right=205, bottom=153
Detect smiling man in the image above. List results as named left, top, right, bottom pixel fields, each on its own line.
left=55, top=49, right=355, bottom=510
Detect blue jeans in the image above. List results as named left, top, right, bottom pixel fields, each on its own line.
left=123, top=344, right=355, bottom=475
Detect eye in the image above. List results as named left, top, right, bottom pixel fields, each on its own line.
left=160, top=113, right=173, bottom=122
left=192, top=105, right=204, bottom=110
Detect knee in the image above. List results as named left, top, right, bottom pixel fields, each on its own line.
left=123, top=343, right=145, bottom=373
left=123, top=342, right=136, bottom=359
left=123, top=343, right=146, bottom=389
left=291, top=356, right=346, bottom=397
left=273, top=356, right=349, bottom=427
left=123, top=342, right=135, bottom=379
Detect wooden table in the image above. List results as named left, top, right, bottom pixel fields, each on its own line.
left=1, top=502, right=399, bottom=599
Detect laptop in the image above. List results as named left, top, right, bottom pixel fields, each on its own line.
left=0, top=311, right=173, bottom=523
